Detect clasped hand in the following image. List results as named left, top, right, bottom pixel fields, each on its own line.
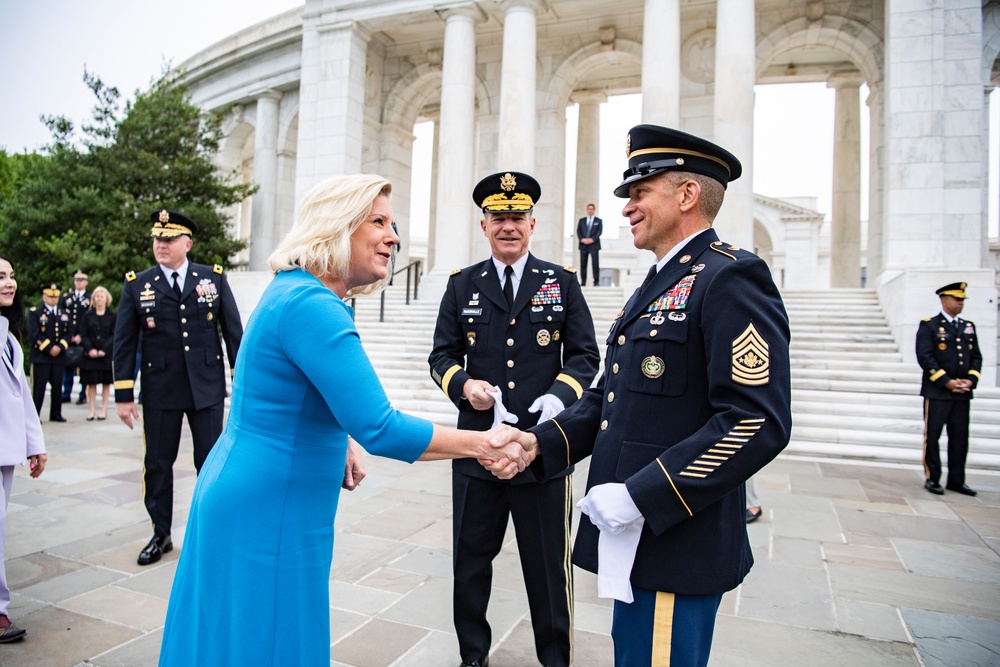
left=478, top=425, right=538, bottom=480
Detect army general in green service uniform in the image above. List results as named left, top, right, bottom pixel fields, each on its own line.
left=114, top=210, right=243, bottom=566
left=429, top=172, right=600, bottom=667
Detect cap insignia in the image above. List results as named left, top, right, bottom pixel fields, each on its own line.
left=625, top=133, right=631, bottom=157
left=159, top=209, right=170, bottom=223
left=500, top=173, right=517, bottom=192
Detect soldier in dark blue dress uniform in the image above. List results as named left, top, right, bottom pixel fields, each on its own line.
left=27, top=285, right=71, bottom=421
left=916, top=282, right=981, bottom=496
left=114, top=210, right=243, bottom=565
left=61, top=270, right=91, bottom=404
left=429, top=172, right=600, bottom=667
left=497, top=126, right=792, bottom=667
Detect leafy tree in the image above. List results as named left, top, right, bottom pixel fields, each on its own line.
left=0, top=70, right=251, bottom=302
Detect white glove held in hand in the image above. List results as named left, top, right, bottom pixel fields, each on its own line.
left=528, top=394, right=564, bottom=423
left=486, top=385, right=519, bottom=429
left=596, top=519, right=644, bottom=603
left=577, top=483, right=642, bottom=534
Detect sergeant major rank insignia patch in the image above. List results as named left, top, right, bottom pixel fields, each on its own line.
left=732, top=322, right=769, bottom=386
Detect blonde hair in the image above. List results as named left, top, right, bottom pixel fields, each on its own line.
left=89, top=286, right=113, bottom=309
left=268, top=174, right=393, bottom=297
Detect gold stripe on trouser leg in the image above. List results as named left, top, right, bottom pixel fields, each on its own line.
left=140, top=404, right=153, bottom=533
left=922, top=398, right=931, bottom=479
left=651, top=591, right=675, bottom=667
left=563, top=474, right=574, bottom=666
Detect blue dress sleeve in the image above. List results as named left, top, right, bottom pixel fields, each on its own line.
left=277, top=279, right=433, bottom=462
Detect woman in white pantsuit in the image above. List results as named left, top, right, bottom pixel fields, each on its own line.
left=0, top=253, right=47, bottom=643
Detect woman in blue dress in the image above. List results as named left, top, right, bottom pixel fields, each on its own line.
left=158, top=175, right=528, bottom=666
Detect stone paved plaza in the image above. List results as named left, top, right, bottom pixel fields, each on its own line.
left=2, top=396, right=999, bottom=667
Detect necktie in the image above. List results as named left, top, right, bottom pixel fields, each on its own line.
left=171, top=271, right=182, bottom=299
left=640, top=265, right=657, bottom=291
left=503, top=265, right=514, bottom=308
left=587, top=217, right=594, bottom=236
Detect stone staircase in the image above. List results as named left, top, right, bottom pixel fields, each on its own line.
left=352, top=284, right=1000, bottom=471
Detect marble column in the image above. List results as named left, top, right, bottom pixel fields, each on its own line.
left=295, top=19, right=370, bottom=200
left=249, top=90, right=281, bottom=271
left=498, top=0, right=538, bottom=172
left=828, top=74, right=863, bottom=288
left=572, top=90, right=606, bottom=225
left=879, top=0, right=995, bottom=378
left=426, top=115, right=441, bottom=272
left=865, top=83, right=884, bottom=282
left=641, top=0, right=680, bottom=126
left=712, top=0, right=755, bottom=250
left=431, top=5, right=480, bottom=273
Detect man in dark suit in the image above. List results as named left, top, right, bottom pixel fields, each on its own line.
left=496, top=126, right=792, bottom=666
left=916, top=282, right=981, bottom=496
left=114, top=209, right=243, bottom=565
left=429, top=171, right=600, bottom=667
left=61, top=270, right=91, bottom=405
left=576, top=203, right=602, bottom=286
left=27, top=285, right=70, bottom=422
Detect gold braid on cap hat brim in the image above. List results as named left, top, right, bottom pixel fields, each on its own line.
left=628, top=147, right=732, bottom=176
left=938, top=289, right=967, bottom=299
left=150, top=222, right=193, bottom=237
left=481, top=192, right=535, bottom=211
left=42, top=288, right=61, bottom=297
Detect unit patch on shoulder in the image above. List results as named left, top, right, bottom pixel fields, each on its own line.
left=125, top=271, right=137, bottom=282
left=214, top=264, right=223, bottom=274
left=732, top=322, right=769, bottom=386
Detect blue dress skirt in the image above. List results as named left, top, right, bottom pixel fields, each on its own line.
left=158, top=269, right=433, bottom=666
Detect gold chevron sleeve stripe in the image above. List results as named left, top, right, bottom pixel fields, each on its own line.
left=440, top=364, right=462, bottom=397
left=969, top=369, right=981, bottom=378
left=929, top=369, right=946, bottom=382
left=657, top=459, right=693, bottom=516
left=679, top=471, right=707, bottom=478
left=555, top=373, right=584, bottom=399
left=741, top=417, right=767, bottom=424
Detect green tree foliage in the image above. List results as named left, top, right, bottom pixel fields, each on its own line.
left=0, top=70, right=251, bottom=302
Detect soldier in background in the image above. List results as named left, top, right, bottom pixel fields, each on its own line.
left=916, top=282, right=981, bottom=496
left=114, top=209, right=243, bottom=565
left=27, top=285, right=70, bottom=422
left=429, top=171, right=600, bottom=667
left=61, top=270, right=91, bottom=405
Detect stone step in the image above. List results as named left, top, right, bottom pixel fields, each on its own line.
left=784, top=439, right=1000, bottom=470
left=792, top=398, right=1000, bottom=424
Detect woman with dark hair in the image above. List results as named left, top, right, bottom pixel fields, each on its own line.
left=0, top=253, right=46, bottom=643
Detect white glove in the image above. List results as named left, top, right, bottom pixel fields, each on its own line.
left=577, top=483, right=642, bottom=534
left=596, top=518, right=644, bottom=603
left=528, top=393, right=564, bottom=423
left=486, top=385, right=519, bottom=429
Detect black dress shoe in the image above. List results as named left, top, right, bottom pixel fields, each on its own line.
left=924, top=479, right=944, bottom=495
left=137, top=535, right=173, bottom=565
left=50, top=416, right=67, bottom=423
left=946, top=483, right=977, bottom=496
left=460, top=657, right=489, bottom=667
left=746, top=507, right=762, bottom=523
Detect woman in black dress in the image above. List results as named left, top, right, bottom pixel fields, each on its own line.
left=80, top=286, right=116, bottom=420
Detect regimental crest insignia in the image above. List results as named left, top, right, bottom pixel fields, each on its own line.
left=500, top=173, right=517, bottom=191
left=641, top=355, right=665, bottom=379
left=732, top=322, right=769, bottom=386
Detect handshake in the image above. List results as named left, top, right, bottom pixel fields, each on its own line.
left=476, top=425, right=540, bottom=480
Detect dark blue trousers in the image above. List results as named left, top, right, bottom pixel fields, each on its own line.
left=611, top=586, right=723, bottom=667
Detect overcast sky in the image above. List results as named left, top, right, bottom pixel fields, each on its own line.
left=3, top=1, right=996, bottom=238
